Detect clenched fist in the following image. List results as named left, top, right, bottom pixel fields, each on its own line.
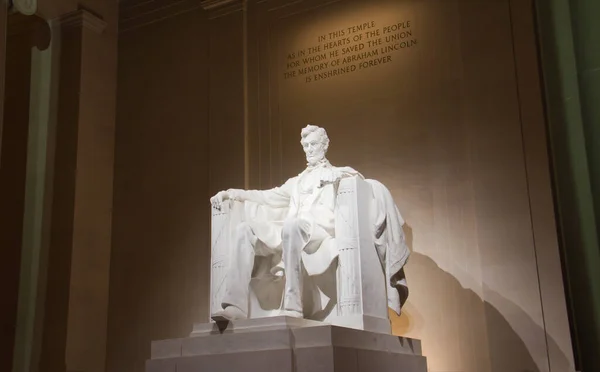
left=319, top=168, right=344, bottom=188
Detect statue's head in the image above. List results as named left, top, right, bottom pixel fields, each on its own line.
left=301, top=124, right=329, bottom=166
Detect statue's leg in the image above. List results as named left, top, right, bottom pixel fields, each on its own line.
left=281, top=217, right=316, bottom=316
left=221, top=221, right=257, bottom=317
left=282, top=217, right=308, bottom=316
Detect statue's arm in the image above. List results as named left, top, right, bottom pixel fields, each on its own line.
left=211, top=177, right=294, bottom=208
left=231, top=184, right=291, bottom=208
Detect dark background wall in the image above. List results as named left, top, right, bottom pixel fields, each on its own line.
left=108, top=6, right=214, bottom=372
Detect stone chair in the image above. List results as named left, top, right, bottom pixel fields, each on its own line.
left=209, top=176, right=392, bottom=334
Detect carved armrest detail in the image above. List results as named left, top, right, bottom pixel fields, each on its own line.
left=334, top=177, right=388, bottom=323
left=335, top=177, right=361, bottom=316
left=209, top=200, right=244, bottom=318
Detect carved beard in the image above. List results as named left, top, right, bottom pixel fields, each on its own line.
left=306, top=151, right=326, bottom=166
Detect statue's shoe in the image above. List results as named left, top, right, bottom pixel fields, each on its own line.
left=279, top=309, right=303, bottom=318
left=211, top=306, right=248, bottom=322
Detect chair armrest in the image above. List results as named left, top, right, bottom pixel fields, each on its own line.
left=335, top=176, right=389, bottom=323
left=209, top=200, right=245, bottom=318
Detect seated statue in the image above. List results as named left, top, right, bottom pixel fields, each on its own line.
left=209, top=125, right=410, bottom=330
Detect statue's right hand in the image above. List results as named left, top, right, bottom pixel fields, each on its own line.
left=211, top=189, right=243, bottom=209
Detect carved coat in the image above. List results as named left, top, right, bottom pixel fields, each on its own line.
left=234, top=160, right=410, bottom=314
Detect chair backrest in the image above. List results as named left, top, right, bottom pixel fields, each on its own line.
left=328, top=176, right=391, bottom=334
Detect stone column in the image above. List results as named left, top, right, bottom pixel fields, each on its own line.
left=11, top=15, right=56, bottom=372
left=535, top=0, right=600, bottom=371
left=569, top=0, right=600, bottom=368
left=0, top=12, right=33, bottom=372
left=0, top=0, right=6, bottom=160
left=39, top=9, right=116, bottom=372
left=571, top=0, right=600, bottom=226
left=65, top=12, right=115, bottom=372
left=0, top=11, right=48, bottom=372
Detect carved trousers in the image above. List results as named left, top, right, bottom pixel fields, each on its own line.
left=222, top=216, right=328, bottom=315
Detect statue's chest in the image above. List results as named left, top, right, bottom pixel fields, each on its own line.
left=298, top=171, right=320, bottom=195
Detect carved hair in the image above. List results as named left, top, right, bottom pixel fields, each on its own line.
left=301, top=124, right=330, bottom=152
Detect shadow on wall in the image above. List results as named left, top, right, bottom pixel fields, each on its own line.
left=390, top=225, right=572, bottom=372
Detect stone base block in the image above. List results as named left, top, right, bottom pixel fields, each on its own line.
left=146, top=316, right=427, bottom=372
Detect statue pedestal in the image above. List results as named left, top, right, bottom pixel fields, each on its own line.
left=146, top=316, right=427, bottom=372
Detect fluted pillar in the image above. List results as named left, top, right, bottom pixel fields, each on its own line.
left=39, top=9, right=117, bottom=372
left=570, top=0, right=600, bottom=214
left=0, top=10, right=49, bottom=372
left=535, top=0, right=600, bottom=370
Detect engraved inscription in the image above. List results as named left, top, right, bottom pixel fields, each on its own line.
left=283, top=20, right=417, bottom=83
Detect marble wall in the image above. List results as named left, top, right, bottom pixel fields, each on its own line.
left=109, top=1, right=575, bottom=371
left=248, top=1, right=574, bottom=372
left=108, top=6, right=215, bottom=372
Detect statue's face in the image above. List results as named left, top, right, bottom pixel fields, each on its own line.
left=302, top=130, right=327, bottom=166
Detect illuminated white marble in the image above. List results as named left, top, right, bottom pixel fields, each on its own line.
left=208, top=125, right=410, bottom=333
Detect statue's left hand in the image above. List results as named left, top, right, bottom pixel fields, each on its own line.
left=319, top=169, right=344, bottom=188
